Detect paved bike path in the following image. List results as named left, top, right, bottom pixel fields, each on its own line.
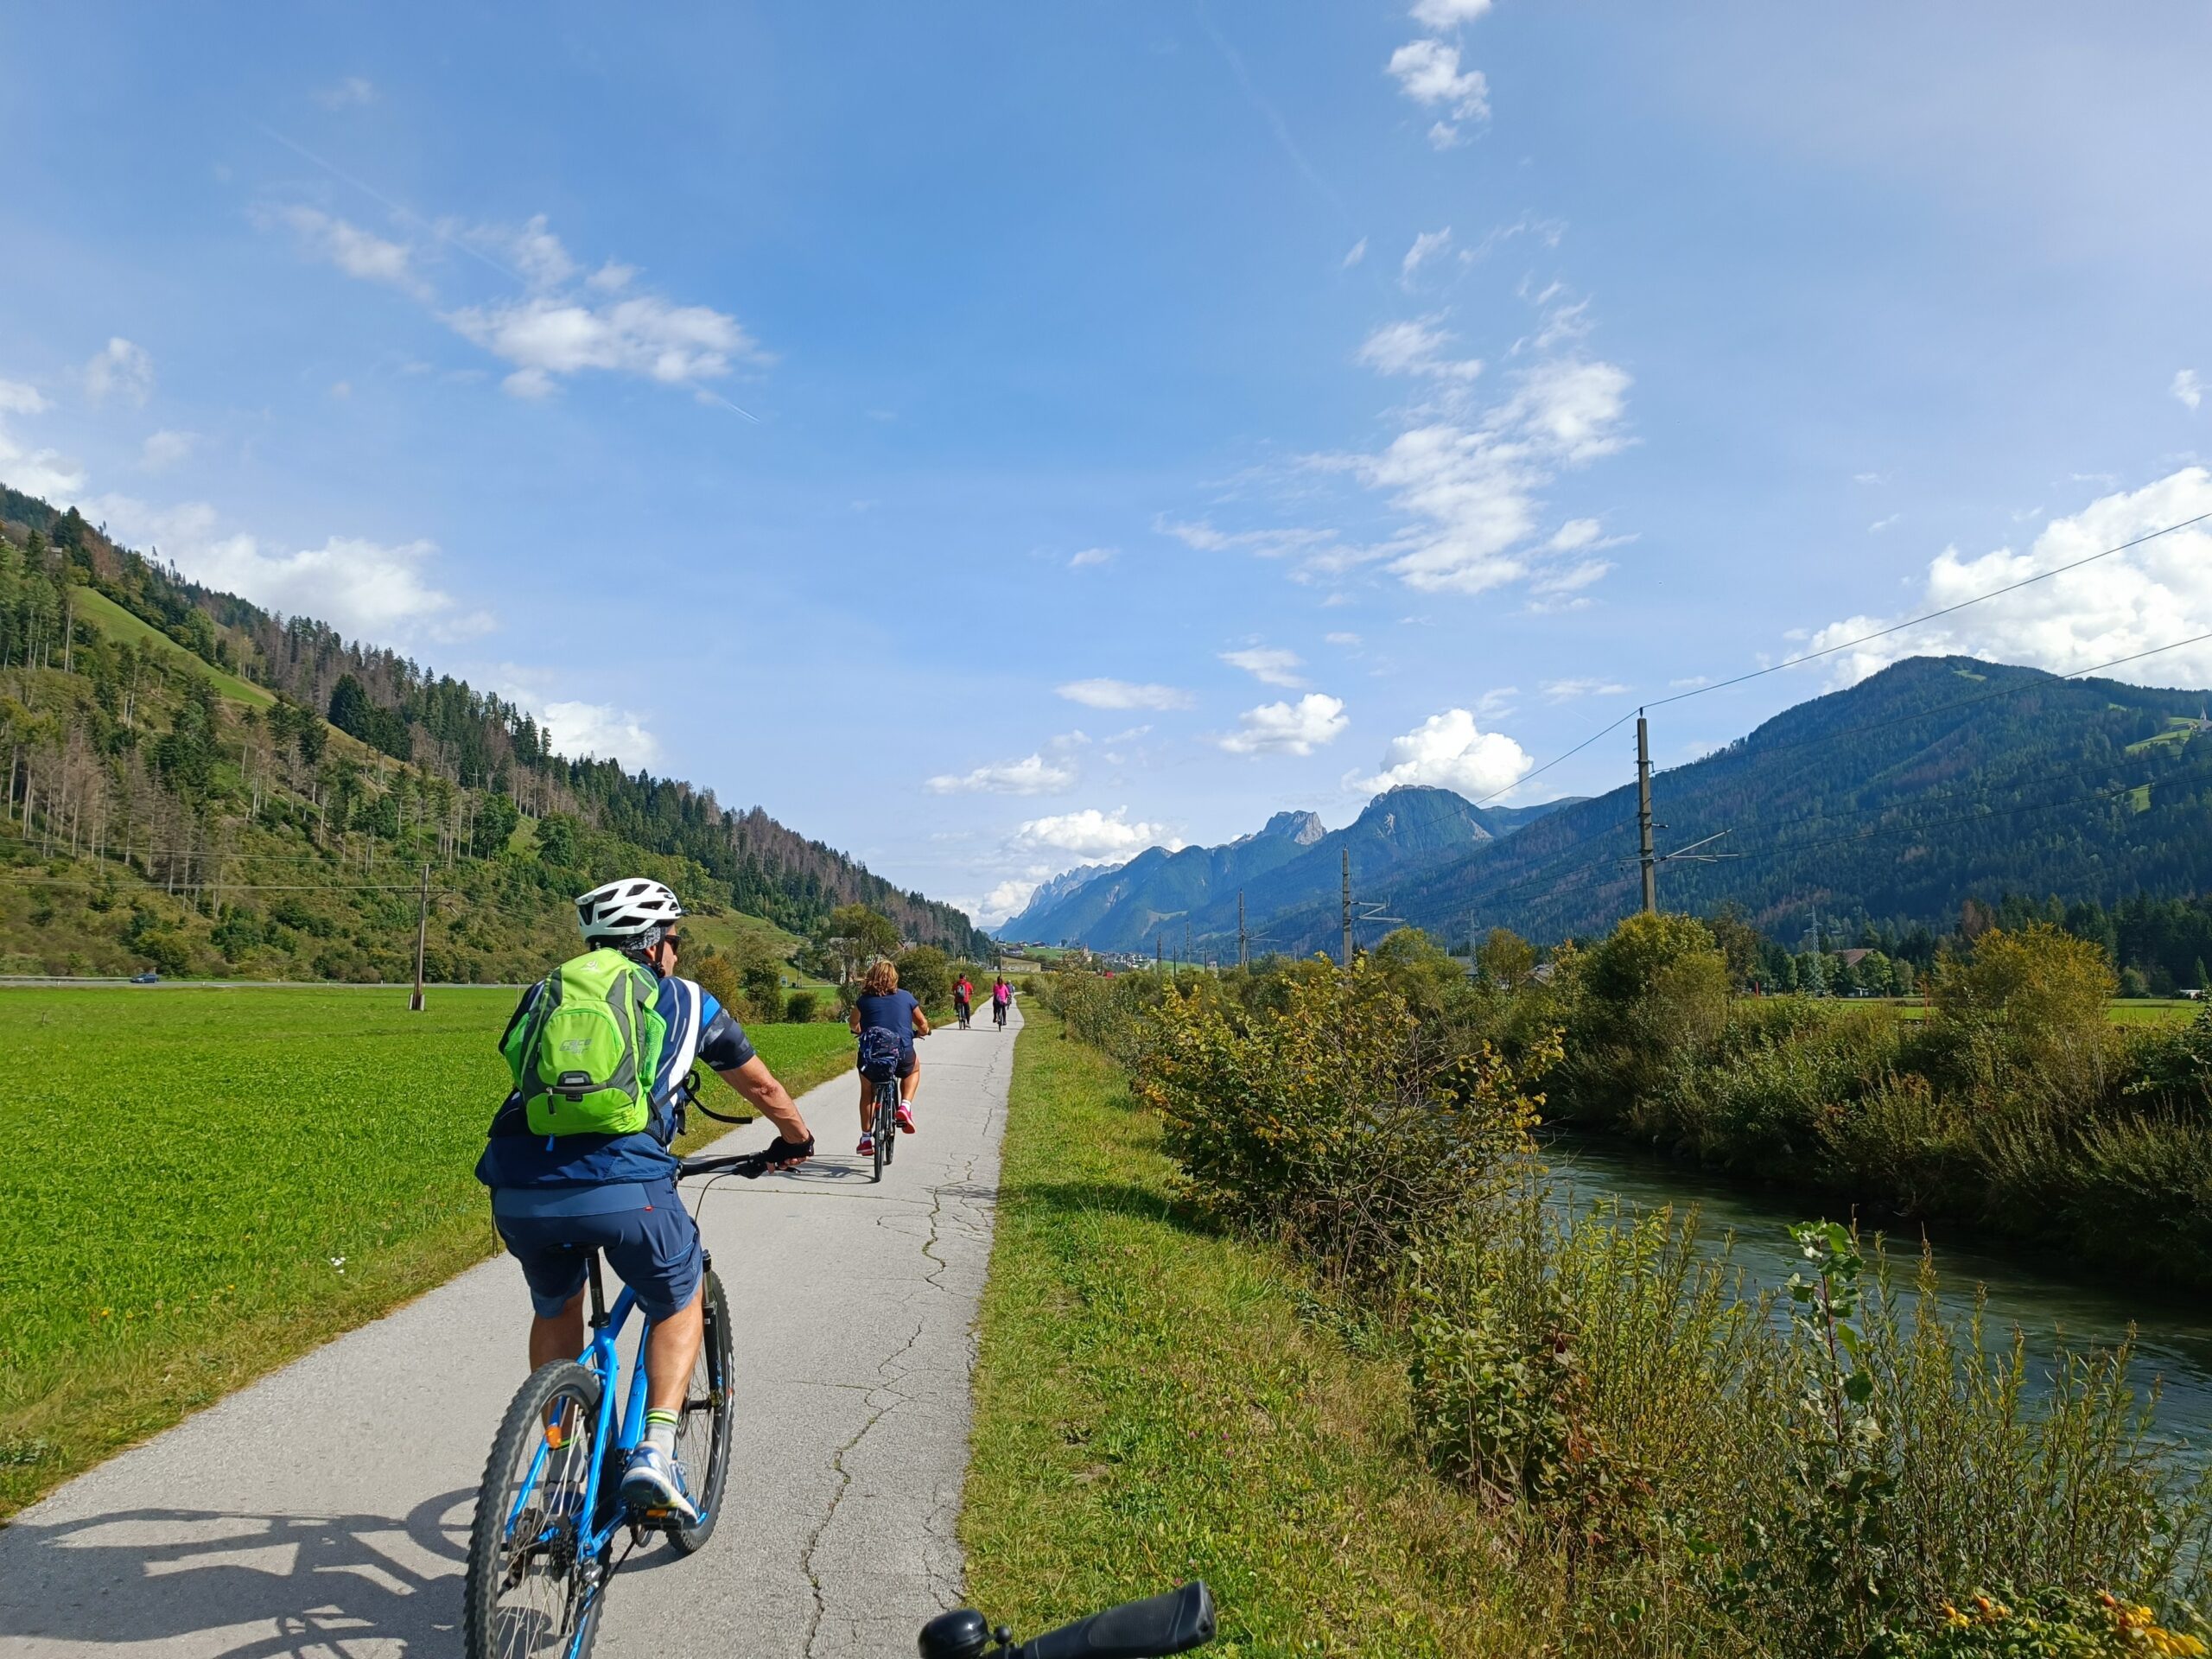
left=0, top=1007, right=1020, bottom=1657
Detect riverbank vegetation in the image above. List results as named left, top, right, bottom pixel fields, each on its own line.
left=1020, top=957, right=2212, bottom=1656
left=0, top=986, right=850, bottom=1517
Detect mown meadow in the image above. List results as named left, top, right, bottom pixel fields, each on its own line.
left=0, top=985, right=851, bottom=1515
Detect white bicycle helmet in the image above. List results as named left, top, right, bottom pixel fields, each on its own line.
left=576, top=877, right=686, bottom=947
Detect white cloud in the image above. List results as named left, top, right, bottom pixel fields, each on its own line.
left=1388, top=41, right=1489, bottom=130
left=139, top=429, right=196, bottom=471
left=538, top=701, right=660, bottom=767
left=1220, top=646, right=1306, bottom=688
left=926, top=753, right=1077, bottom=796
left=1357, top=318, right=1482, bottom=382
left=588, top=261, right=637, bottom=292
left=1410, top=0, right=1493, bottom=25
left=1354, top=708, right=1529, bottom=798
left=1541, top=677, right=1628, bottom=701
left=1870, top=512, right=1904, bottom=532
left=972, top=875, right=1046, bottom=928
left=314, top=76, right=377, bottom=109
left=0, top=379, right=48, bottom=415
left=1012, top=807, right=1182, bottom=860
left=259, top=206, right=427, bottom=298
left=1340, top=356, right=1633, bottom=596
left=87, top=494, right=490, bottom=645
left=84, top=338, right=154, bottom=407
left=1156, top=516, right=1338, bottom=559
left=0, top=425, right=86, bottom=501
left=1069, top=545, right=1116, bottom=568
left=1342, top=237, right=1369, bottom=269
left=1804, top=467, right=2212, bottom=687
left=447, top=292, right=765, bottom=397
left=1400, top=226, right=1453, bottom=285
left=1219, top=692, right=1348, bottom=756
left=2177, top=369, right=2204, bottom=412
left=1325, top=631, right=1363, bottom=646
left=1056, top=678, right=1194, bottom=711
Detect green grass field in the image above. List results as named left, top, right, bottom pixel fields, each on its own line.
left=1884, top=995, right=2200, bottom=1024
left=961, top=1007, right=1488, bottom=1658
left=70, top=584, right=276, bottom=709
left=0, top=986, right=852, bottom=1516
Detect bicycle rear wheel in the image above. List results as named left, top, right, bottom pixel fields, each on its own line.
left=464, top=1360, right=607, bottom=1659
left=872, top=1086, right=889, bottom=1182
left=667, top=1267, right=734, bottom=1555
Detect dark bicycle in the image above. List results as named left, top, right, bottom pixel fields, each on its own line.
left=870, top=1069, right=899, bottom=1181
left=921, top=1580, right=1216, bottom=1659
left=463, top=1076, right=789, bottom=1659
left=992, top=997, right=1008, bottom=1030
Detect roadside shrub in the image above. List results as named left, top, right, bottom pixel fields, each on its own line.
left=783, top=989, right=818, bottom=1024
left=690, top=951, right=745, bottom=1018
left=1138, top=956, right=1554, bottom=1287
left=895, top=944, right=952, bottom=1016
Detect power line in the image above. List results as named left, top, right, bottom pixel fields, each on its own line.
left=1475, top=510, right=2212, bottom=808
left=1646, top=511, right=2212, bottom=712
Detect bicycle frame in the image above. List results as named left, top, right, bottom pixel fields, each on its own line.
left=500, top=1254, right=666, bottom=1617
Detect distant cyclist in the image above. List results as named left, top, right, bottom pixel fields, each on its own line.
left=848, top=957, right=929, bottom=1155
left=991, top=974, right=1014, bottom=1028
left=953, top=972, right=974, bottom=1028
left=476, top=878, right=815, bottom=1522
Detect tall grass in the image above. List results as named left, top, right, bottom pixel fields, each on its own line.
left=1037, top=960, right=2212, bottom=1656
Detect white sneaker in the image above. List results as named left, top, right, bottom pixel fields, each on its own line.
left=620, top=1445, right=699, bottom=1523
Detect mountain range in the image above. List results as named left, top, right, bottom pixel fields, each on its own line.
left=1245, top=656, right=2212, bottom=954
left=1001, top=790, right=1574, bottom=952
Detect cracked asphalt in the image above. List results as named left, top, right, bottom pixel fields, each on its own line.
left=0, top=1007, right=1018, bottom=1657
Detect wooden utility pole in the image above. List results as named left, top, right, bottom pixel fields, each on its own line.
left=1637, top=710, right=1656, bottom=914
left=410, top=862, right=430, bottom=1011
left=1237, top=889, right=1248, bottom=971
left=1340, top=847, right=1354, bottom=968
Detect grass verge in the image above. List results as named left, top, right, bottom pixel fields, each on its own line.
left=0, top=986, right=850, bottom=1516
left=962, top=1007, right=1502, bottom=1659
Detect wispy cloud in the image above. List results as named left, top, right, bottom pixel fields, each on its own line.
left=1357, top=318, right=1482, bottom=382
left=84, top=338, right=154, bottom=407
left=313, top=76, right=378, bottom=110
left=1541, top=677, right=1629, bottom=701
left=2177, top=369, right=2204, bottom=412
left=1056, top=678, right=1194, bottom=711
left=1220, top=646, right=1307, bottom=688
left=1401, top=227, right=1453, bottom=286
left=1386, top=40, right=1489, bottom=149
left=1069, top=545, right=1117, bottom=569
left=256, top=205, right=429, bottom=298
left=926, top=753, right=1078, bottom=796
left=1341, top=237, right=1369, bottom=270
left=139, top=429, right=196, bottom=471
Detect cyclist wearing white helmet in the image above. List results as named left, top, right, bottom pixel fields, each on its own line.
left=477, top=876, right=815, bottom=1522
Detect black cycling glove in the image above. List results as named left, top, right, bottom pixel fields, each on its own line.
left=760, top=1134, right=815, bottom=1168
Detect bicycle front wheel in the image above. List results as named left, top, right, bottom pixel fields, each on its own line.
left=464, top=1360, right=607, bottom=1659
left=668, top=1267, right=734, bottom=1555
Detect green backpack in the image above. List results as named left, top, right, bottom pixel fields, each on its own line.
left=502, top=948, right=669, bottom=1137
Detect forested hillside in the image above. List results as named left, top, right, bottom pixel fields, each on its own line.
left=1243, top=656, right=2212, bottom=956
left=0, top=483, right=987, bottom=978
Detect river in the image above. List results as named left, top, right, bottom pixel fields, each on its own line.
left=1548, top=1137, right=2212, bottom=1449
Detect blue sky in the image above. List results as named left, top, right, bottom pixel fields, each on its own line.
left=3, top=2, right=2209, bottom=925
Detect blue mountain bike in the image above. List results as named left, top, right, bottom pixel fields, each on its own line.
left=461, top=1143, right=774, bottom=1659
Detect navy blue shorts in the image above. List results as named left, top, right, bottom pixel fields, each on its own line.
left=493, top=1182, right=702, bottom=1322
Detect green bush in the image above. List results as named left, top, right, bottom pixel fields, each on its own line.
left=783, top=989, right=818, bottom=1024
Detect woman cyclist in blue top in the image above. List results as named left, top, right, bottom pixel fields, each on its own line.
left=847, top=957, right=929, bottom=1155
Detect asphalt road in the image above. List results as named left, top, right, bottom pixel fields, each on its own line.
left=0, top=1007, right=1019, bottom=1658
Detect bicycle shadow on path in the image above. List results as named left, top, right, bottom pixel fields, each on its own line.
left=0, top=1486, right=470, bottom=1656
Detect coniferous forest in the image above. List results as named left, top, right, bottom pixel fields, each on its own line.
left=0, top=483, right=988, bottom=980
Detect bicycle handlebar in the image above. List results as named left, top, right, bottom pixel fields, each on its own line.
left=919, top=1582, right=1216, bottom=1659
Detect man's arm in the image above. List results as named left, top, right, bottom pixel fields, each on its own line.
left=911, top=998, right=931, bottom=1038
left=715, top=1056, right=811, bottom=1147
